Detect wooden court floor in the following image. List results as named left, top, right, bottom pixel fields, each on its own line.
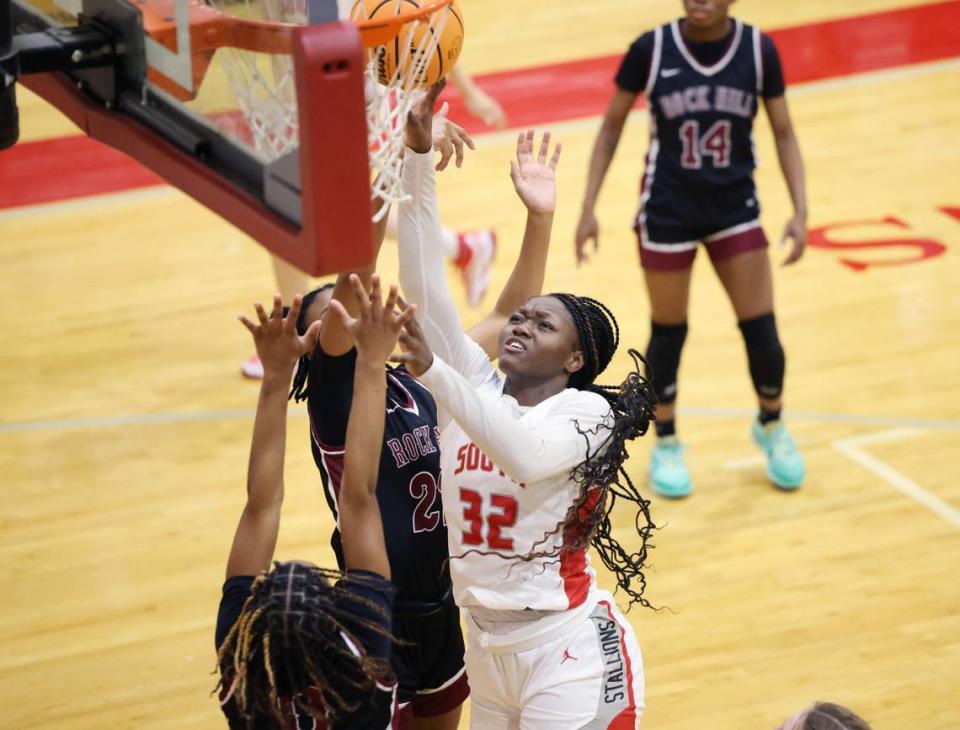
left=1, top=0, right=959, bottom=727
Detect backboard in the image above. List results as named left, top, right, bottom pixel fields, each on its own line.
left=4, top=0, right=374, bottom=275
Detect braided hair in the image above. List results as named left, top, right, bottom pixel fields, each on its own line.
left=289, top=284, right=335, bottom=403
left=798, top=703, right=873, bottom=730
left=529, top=293, right=658, bottom=608
left=215, top=561, right=394, bottom=728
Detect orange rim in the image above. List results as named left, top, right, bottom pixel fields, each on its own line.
left=354, top=0, right=455, bottom=48
left=136, top=0, right=454, bottom=100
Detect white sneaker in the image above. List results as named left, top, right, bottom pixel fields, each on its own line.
left=241, top=354, right=264, bottom=380
left=455, top=229, right=497, bottom=308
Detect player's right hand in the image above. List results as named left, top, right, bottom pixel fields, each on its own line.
left=239, top=294, right=322, bottom=378
left=405, top=81, right=447, bottom=154
left=575, top=210, right=600, bottom=265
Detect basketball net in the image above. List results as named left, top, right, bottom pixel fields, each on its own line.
left=209, top=0, right=452, bottom=222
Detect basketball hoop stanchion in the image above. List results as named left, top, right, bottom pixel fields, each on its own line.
left=1, top=0, right=459, bottom=275
left=1, top=0, right=17, bottom=150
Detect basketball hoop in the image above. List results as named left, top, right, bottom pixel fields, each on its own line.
left=6, top=0, right=452, bottom=274
left=173, top=0, right=460, bottom=222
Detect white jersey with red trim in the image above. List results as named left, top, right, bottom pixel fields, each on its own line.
left=397, top=149, right=614, bottom=612
left=428, top=363, right=608, bottom=611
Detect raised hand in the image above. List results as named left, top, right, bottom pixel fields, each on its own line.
left=405, top=80, right=447, bottom=154
left=328, top=274, right=417, bottom=363
left=392, top=309, right=435, bottom=378
left=780, top=213, right=807, bottom=266
left=239, top=294, right=322, bottom=378
left=510, top=130, right=562, bottom=215
left=432, top=101, right=476, bottom=171
left=575, top=209, right=600, bottom=266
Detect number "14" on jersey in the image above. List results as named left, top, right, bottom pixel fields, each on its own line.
left=680, top=119, right=732, bottom=169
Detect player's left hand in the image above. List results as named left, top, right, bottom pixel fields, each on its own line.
left=780, top=213, right=807, bottom=266
left=391, top=305, right=435, bottom=377
left=238, top=294, right=322, bottom=378
left=510, top=130, right=562, bottom=215
left=329, top=274, right=417, bottom=364
left=432, top=101, right=476, bottom=171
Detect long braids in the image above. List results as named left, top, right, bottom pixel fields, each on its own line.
left=289, top=284, right=334, bottom=403
left=801, top=703, right=873, bottom=730
left=533, top=294, right=658, bottom=608
left=215, top=561, right=395, bottom=728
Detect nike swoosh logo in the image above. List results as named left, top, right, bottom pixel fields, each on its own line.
left=661, top=68, right=681, bottom=78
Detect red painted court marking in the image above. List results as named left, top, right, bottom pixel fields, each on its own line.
left=0, top=136, right=163, bottom=208
left=2, top=0, right=959, bottom=211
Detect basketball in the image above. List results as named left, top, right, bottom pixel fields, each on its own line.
left=353, top=0, right=464, bottom=87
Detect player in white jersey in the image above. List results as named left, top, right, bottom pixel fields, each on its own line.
left=394, top=97, right=658, bottom=729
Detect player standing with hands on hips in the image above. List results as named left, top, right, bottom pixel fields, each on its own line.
left=576, top=0, right=808, bottom=498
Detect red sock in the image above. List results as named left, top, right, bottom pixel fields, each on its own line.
left=454, top=234, right=473, bottom=268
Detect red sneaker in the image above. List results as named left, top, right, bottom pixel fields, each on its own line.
left=454, top=229, right=497, bottom=308
left=241, top=354, right=264, bottom=380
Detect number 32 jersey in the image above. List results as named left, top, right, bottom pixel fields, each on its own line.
left=418, top=352, right=615, bottom=613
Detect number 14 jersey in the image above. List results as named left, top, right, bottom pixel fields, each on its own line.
left=644, top=19, right=770, bottom=192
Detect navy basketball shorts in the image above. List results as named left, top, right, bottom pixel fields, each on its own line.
left=392, top=596, right=469, bottom=724
left=634, top=181, right=769, bottom=271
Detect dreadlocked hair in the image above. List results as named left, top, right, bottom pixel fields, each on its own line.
left=289, top=284, right=335, bottom=403
left=529, top=294, right=658, bottom=608
left=801, top=703, right=873, bottom=730
left=214, top=561, right=395, bottom=728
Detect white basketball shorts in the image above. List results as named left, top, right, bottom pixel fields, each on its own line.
left=466, top=592, right=644, bottom=729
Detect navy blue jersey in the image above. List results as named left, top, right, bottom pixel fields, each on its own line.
left=307, top=347, right=450, bottom=603
left=215, top=570, right=398, bottom=729
left=618, top=19, right=782, bottom=194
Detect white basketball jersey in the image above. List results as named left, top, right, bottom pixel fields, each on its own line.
left=397, top=149, right=614, bottom=616
left=434, top=372, right=609, bottom=612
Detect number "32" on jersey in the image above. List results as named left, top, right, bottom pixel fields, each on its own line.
left=460, top=488, right=519, bottom=550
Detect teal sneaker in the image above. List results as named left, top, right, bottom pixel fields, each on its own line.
left=751, top=420, right=805, bottom=490
left=649, top=437, right=692, bottom=498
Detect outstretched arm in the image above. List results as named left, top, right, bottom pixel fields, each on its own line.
left=397, top=83, right=492, bottom=381
left=449, top=64, right=507, bottom=130
left=467, top=130, right=561, bottom=357
left=318, top=197, right=391, bottom=357
left=226, top=295, right=322, bottom=579
left=329, top=274, right=417, bottom=577
left=575, top=88, right=637, bottom=265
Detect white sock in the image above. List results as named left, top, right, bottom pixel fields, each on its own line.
left=442, top=228, right=460, bottom=260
